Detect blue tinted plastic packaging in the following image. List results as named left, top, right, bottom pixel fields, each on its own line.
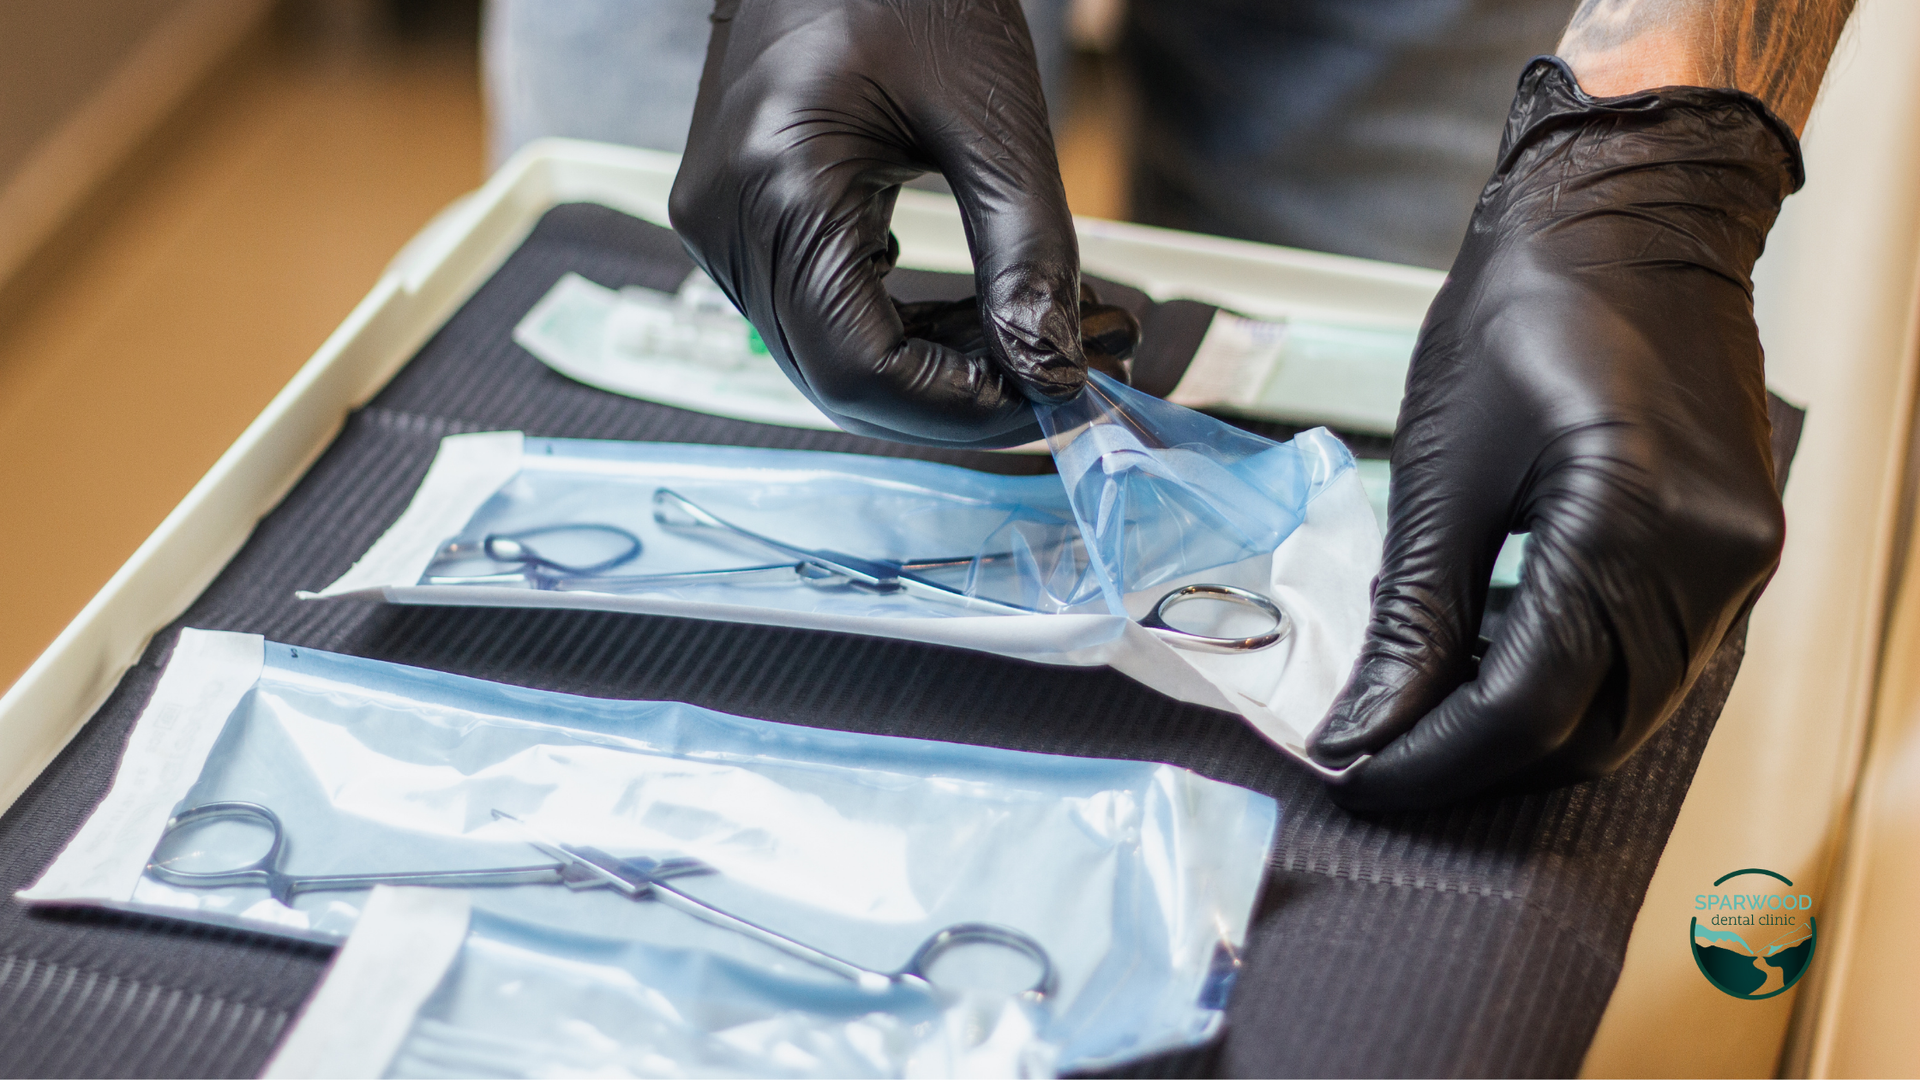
left=22, top=630, right=1279, bottom=1075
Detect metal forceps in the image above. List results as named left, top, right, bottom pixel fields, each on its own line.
left=645, top=489, right=1042, bottom=617
left=424, top=522, right=645, bottom=588
left=651, top=490, right=1290, bottom=652
left=422, top=492, right=1035, bottom=616
left=147, top=801, right=1055, bottom=999
left=423, top=489, right=1290, bottom=651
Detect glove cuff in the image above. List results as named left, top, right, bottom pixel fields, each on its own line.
left=1503, top=56, right=1805, bottom=194
left=1471, top=57, right=1806, bottom=289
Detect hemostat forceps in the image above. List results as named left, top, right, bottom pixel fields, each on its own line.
left=644, top=489, right=1038, bottom=616
left=420, top=498, right=1020, bottom=614
left=147, top=801, right=1055, bottom=1000
left=649, top=489, right=1291, bottom=651
left=144, top=802, right=697, bottom=902
left=423, top=490, right=1290, bottom=651
left=494, top=811, right=1053, bottom=998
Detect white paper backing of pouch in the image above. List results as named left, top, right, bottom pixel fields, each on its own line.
left=261, top=887, right=473, bottom=1080
left=268, top=887, right=1057, bottom=1080
left=515, top=271, right=843, bottom=432
left=15, top=628, right=264, bottom=906
left=304, top=432, right=1380, bottom=761
left=1167, top=310, right=1415, bottom=436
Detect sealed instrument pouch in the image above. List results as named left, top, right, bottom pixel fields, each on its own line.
left=20, top=629, right=1277, bottom=1076
left=265, top=889, right=1095, bottom=1078
left=303, top=377, right=1381, bottom=767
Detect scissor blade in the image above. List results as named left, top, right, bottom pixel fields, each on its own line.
left=654, top=490, right=1037, bottom=610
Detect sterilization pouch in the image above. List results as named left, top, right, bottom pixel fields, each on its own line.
left=512, top=268, right=1419, bottom=437
left=20, top=629, right=1278, bottom=1075
left=515, top=270, right=841, bottom=432
left=264, top=888, right=1075, bottom=1079
left=304, top=379, right=1381, bottom=764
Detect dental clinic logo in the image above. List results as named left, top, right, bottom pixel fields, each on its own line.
left=1691, top=868, right=1816, bottom=999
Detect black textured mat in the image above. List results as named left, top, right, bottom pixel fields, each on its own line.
left=0, top=204, right=1801, bottom=1078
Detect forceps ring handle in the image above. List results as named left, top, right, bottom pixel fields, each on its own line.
left=147, top=801, right=569, bottom=903
left=146, top=801, right=290, bottom=893
left=900, top=922, right=1056, bottom=1000
left=1141, top=584, right=1289, bottom=653
left=483, top=524, right=642, bottom=575
left=646, top=882, right=1054, bottom=1000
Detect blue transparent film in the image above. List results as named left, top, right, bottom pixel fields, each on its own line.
left=417, top=397, right=1354, bottom=621
left=1039, top=372, right=1354, bottom=614
left=135, top=641, right=1278, bottom=1070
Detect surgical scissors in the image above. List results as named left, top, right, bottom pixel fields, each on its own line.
left=424, top=489, right=1289, bottom=651
left=148, top=801, right=1054, bottom=999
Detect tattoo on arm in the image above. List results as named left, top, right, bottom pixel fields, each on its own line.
left=1558, top=0, right=1856, bottom=132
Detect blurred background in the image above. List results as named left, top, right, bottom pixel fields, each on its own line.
left=0, top=0, right=1133, bottom=694
left=1, top=4, right=1917, bottom=1076
left=0, top=0, right=477, bottom=693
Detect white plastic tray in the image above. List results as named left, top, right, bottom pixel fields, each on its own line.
left=0, top=137, right=1443, bottom=818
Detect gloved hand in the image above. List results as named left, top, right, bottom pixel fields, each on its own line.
left=894, top=283, right=1140, bottom=388
left=670, top=0, right=1095, bottom=448
left=1309, top=58, right=1802, bottom=810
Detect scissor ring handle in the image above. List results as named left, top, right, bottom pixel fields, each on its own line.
left=146, top=801, right=288, bottom=888
left=900, top=922, right=1056, bottom=1000
left=482, top=524, right=643, bottom=576
left=1141, top=584, right=1289, bottom=652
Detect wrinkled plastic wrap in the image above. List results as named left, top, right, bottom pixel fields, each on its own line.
left=1040, top=372, right=1348, bottom=615
left=22, top=630, right=1278, bottom=1076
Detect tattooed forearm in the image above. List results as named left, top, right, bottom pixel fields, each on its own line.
left=1557, top=0, right=1855, bottom=132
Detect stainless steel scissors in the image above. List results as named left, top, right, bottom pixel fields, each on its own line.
left=424, top=489, right=1288, bottom=651
left=148, top=801, right=1054, bottom=999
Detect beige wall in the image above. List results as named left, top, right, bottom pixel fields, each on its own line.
left=0, top=0, right=274, bottom=297
left=0, top=1, right=192, bottom=183
left=1810, top=517, right=1920, bottom=1076
left=0, top=4, right=484, bottom=698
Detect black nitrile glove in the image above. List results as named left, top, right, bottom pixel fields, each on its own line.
left=1309, top=58, right=1803, bottom=810
left=894, top=283, right=1140, bottom=386
left=670, top=0, right=1096, bottom=448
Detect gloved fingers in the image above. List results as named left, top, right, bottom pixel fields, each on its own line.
left=894, top=297, right=989, bottom=356
left=1310, top=489, right=1509, bottom=767
left=764, top=184, right=1042, bottom=444
left=1326, top=558, right=1615, bottom=811
left=1077, top=284, right=1141, bottom=383
left=894, top=284, right=1139, bottom=385
left=671, top=3, right=1043, bottom=446
left=913, top=6, right=1085, bottom=405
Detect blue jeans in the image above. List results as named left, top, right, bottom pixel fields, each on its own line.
left=483, top=0, right=1573, bottom=269
left=483, top=0, right=1071, bottom=160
